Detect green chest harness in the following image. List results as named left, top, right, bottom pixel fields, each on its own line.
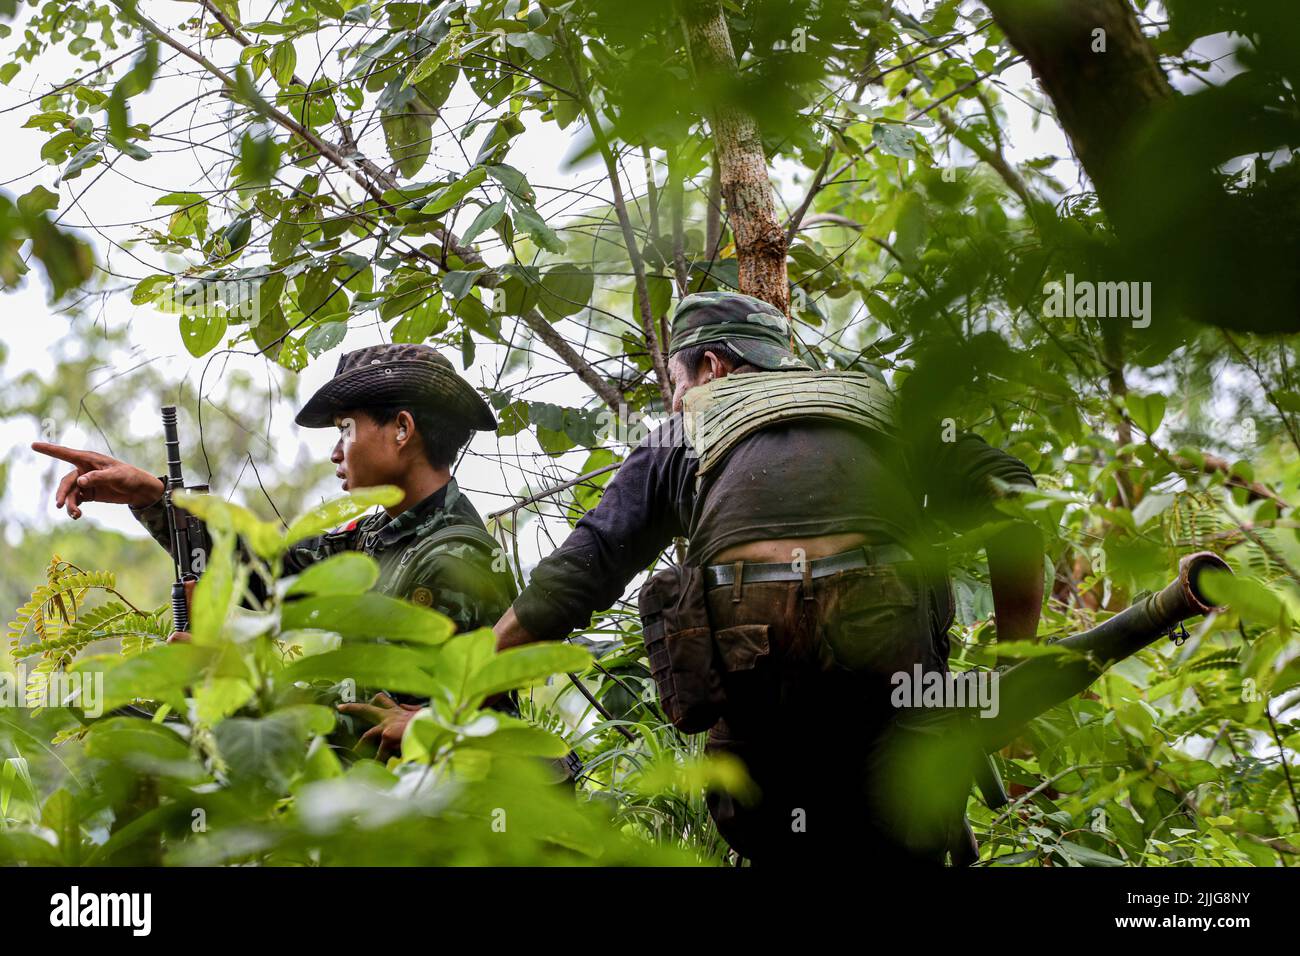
left=680, top=370, right=895, bottom=482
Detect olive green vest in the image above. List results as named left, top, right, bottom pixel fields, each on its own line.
left=681, top=371, right=895, bottom=479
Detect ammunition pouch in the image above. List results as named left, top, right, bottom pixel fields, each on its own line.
left=639, top=564, right=725, bottom=733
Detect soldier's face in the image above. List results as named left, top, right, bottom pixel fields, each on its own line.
left=330, top=411, right=400, bottom=490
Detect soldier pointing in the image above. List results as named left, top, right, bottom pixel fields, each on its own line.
left=34, top=343, right=515, bottom=758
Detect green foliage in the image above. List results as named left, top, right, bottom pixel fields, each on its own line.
left=0, top=495, right=724, bottom=866
left=3, top=0, right=1300, bottom=867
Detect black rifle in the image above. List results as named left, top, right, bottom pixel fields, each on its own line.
left=161, top=405, right=208, bottom=632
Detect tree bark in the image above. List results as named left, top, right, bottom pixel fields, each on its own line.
left=680, top=0, right=789, bottom=314
left=984, top=0, right=1173, bottom=217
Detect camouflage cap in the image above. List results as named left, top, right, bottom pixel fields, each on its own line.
left=667, top=291, right=811, bottom=371
left=294, top=343, right=497, bottom=430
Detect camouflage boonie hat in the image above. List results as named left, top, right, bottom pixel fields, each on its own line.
left=667, top=291, right=811, bottom=371
left=295, top=343, right=497, bottom=430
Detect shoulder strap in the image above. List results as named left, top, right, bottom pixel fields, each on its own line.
left=391, top=520, right=517, bottom=603
left=417, top=522, right=501, bottom=556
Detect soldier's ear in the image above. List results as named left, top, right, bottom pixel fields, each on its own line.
left=395, top=410, right=414, bottom=444
left=704, top=350, right=730, bottom=381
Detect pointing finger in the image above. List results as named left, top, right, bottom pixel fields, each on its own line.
left=31, top=443, right=98, bottom=468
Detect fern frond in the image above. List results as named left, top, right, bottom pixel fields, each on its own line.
left=8, top=570, right=121, bottom=652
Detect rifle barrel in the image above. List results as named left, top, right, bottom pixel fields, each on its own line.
left=162, top=404, right=184, bottom=489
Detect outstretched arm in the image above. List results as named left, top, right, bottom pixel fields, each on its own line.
left=499, top=418, right=695, bottom=651
left=987, top=521, right=1045, bottom=643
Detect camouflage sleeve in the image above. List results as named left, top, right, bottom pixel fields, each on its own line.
left=280, top=530, right=358, bottom=576
left=129, top=492, right=175, bottom=555
left=512, top=418, right=694, bottom=641
left=395, top=539, right=517, bottom=634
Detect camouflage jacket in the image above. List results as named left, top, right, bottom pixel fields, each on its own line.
left=131, top=478, right=516, bottom=634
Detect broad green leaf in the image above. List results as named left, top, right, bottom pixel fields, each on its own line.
left=154, top=191, right=205, bottom=207
left=1131, top=491, right=1174, bottom=527
left=40, top=789, right=81, bottom=864
left=270, top=40, right=297, bottom=86
left=1200, top=569, right=1284, bottom=623
left=300, top=734, right=344, bottom=783
left=17, top=185, right=58, bottom=216
left=283, top=644, right=441, bottom=696
left=484, top=163, right=535, bottom=204
left=194, top=677, right=255, bottom=724
left=424, top=166, right=486, bottom=215
left=179, top=311, right=227, bottom=357
left=460, top=723, right=570, bottom=758
left=60, top=141, right=104, bottom=181
left=0, top=757, right=35, bottom=818
left=462, top=197, right=506, bottom=244
left=190, top=524, right=236, bottom=646
left=74, top=645, right=217, bottom=714
left=285, top=552, right=380, bottom=597
left=131, top=274, right=171, bottom=305
left=466, top=642, right=592, bottom=700
left=1125, top=392, right=1167, bottom=435
left=442, top=269, right=484, bottom=300
left=0, top=832, right=61, bottom=866
left=1054, top=841, right=1125, bottom=867
left=382, top=106, right=433, bottom=179
left=871, top=123, right=916, bottom=159
left=538, top=264, right=593, bottom=321
left=429, top=629, right=497, bottom=701
left=283, top=486, right=403, bottom=547
left=512, top=203, right=565, bottom=253
left=84, top=717, right=198, bottom=778
left=214, top=714, right=302, bottom=792
left=281, top=593, right=454, bottom=646
left=504, top=32, right=555, bottom=60
left=304, top=319, right=346, bottom=356
left=406, top=33, right=454, bottom=87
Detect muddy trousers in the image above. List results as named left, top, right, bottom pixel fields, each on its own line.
left=700, top=565, right=969, bottom=867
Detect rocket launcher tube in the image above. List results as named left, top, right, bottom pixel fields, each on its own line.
left=978, top=551, right=1230, bottom=752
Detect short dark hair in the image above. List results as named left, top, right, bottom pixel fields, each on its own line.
left=670, top=342, right=747, bottom=380
left=362, top=405, right=472, bottom=469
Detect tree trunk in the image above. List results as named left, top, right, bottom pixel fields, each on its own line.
left=679, top=0, right=789, bottom=315
left=984, top=0, right=1172, bottom=218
